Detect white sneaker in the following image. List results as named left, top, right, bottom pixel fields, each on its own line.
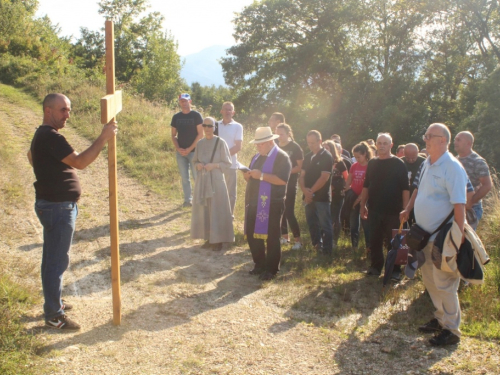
left=291, top=242, right=302, bottom=250
left=280, top=238, right=289, bottom=245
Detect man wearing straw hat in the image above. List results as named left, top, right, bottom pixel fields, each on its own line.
left=243, top=127, right=291, bottom=281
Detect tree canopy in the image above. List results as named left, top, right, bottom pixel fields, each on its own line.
left=222, top=0, right=500, bottom=163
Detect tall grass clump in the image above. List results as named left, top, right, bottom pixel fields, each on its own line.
left=0, top=272, right=41, bottom=375
left=459, top=177, right=500, bottom=339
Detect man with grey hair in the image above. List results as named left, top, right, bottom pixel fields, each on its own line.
left=454, top=131, right=492, bottom=230
left=360, top=133, right=409, bottom=280
left=409, top=123, right=467, bottom=346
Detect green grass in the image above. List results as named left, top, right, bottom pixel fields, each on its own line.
left=0, top=272, right=41, bottom=375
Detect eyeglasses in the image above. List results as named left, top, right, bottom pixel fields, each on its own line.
left=202, top=124, right=214, bottom=128
left=422, top=134, right=444, bottom=141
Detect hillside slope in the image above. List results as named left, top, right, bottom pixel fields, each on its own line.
left=0, top=87, right=498, bottom=374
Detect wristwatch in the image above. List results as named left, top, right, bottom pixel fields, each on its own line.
left=260, top=173, right=264, bottom=181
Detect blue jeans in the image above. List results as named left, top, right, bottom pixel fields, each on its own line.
left=176, top=151, right=197, bottom=204
left=471, top=202, right=483, bottom=231
left=305, top=201, right=333, bottom=254
left=35, top=200, right=78, bottom=321
left=331, top=197, right=344, bottom=245
left=350, top=203, right=370, bottom=249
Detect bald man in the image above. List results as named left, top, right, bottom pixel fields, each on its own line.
left=28, top=93, right=117, bottom=330
left=411, top=123, right=467, bottom=346
left=360, top=133, right=409, bottom=280
left=454, top=131, right=492, bottom=230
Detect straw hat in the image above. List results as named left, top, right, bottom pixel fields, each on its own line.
left=249, top=127, right=279, bottom=144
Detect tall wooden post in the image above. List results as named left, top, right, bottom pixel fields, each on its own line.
left=101, top=20, right=123, bottom=325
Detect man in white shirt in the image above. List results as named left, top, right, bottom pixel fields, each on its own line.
left=217, top=102, right=243, bottom=214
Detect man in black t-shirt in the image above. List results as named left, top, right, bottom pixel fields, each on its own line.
left=28, top=93, right=117, bottom=330
left=171, top=93, right=203, bottom=207
left=244, top=127, right=291, bottom=281
left=360, top=133, right=409, bottom=279
left=300, top=130, right=334, bottom=254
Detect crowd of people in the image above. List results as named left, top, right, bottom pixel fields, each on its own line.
left=169, top=94, right=492, bottom=347
left=29, top=92, right=493, bottom=349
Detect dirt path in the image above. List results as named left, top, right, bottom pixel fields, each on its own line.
left=1, top=94, right=499, bottom=375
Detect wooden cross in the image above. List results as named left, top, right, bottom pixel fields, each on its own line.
left=101, top=20, right=123, bottom=326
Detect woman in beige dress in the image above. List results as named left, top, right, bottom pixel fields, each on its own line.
left=191, top=117, right=234, bottom=250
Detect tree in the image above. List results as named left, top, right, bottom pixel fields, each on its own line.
left=134, top=31, right=183, bottom=101
left=71, top=28, right=105, bottom=71
left=95, top=0, right=183, bottom=100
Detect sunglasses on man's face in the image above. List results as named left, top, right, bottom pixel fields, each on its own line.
left=202, top=124, right=214, bottom=128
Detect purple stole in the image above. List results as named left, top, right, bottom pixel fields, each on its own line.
left=245, top=146, right=280, bottom=240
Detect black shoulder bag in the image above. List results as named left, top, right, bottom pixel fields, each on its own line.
left=406, top=211, right=454, bottom=252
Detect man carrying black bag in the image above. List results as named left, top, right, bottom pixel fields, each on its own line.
left=400, top=123, right=467, bottom=347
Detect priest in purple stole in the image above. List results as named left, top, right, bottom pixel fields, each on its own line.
left=243, top=127, right=292, bottom=281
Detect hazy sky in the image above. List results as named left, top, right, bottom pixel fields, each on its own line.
left=36, top=0, right=255, bottom=56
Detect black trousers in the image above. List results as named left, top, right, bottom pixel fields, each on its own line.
left=368, top=211, right=401, bottom=273
left=280, top=174, right=300, bottom=238
left=247, top=201, right=284, bottom=274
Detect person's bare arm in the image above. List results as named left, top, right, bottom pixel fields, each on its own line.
left=185, top=124, right=203, bottom=153
left=27, top=150, right=33, bottom=166
left=171, top=127, right=181, bottom=151
left=299, top=169, right=313, bottom=203
left=468, top=175, right=492, bottom=208
left=454, top=203, right=466, bottom=238
left=400, top=188, right=418, bottom=222
left=402, top=189, right=410, bottom=212
left=61, top=121, right=117, bottom=170
left=344, top=172, right=353, bottom=191
left=359, top=187, right=369, bottom=219
left=291, top=159, right=303, bottom=175
left=229, top=140, right=242, bottom=156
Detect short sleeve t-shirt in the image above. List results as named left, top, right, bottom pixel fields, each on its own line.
left=458, top=151, right=490, bottom=189
left=30, top=125, right=81, bottom=202
left=414, top=152, right=467, bottom=237
left=171, top=110, right=203, bottom=149
left=278, top=141, right=304, bottom=173
left=217, top=120, right=243, bottom=169
left=349, top=162, right=368, bottom=196
left=245, top=147, right=292, bottom=205
left=302, top=148, right=333, bottom=202
left=363, top=156, right=409, bottom=215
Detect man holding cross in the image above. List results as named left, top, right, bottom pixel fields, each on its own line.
left=171, top=93, right=204, bottom=207
left=28, top=93, right=117, bottom=329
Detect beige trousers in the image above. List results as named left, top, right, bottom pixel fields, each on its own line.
left=421, top=242, right=461, bottom=336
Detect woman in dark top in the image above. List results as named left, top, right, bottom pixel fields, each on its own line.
left=276, top=123, right=304, bottom=250
left=323, top=140, right=347, bottom=248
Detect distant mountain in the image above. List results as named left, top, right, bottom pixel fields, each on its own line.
left=181, top=45, right=230, bottom=87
